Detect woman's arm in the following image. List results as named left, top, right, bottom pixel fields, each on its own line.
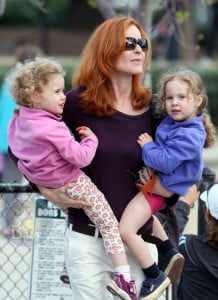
left=9, top=147, right=92, bottom=211
left=38, top=183, right=92, bottom=211
left=175, top=184, right=199, bottom=234
left=9, top=143, right=92, bottom=211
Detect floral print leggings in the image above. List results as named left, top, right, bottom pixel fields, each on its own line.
left=67, top=172, right=125, bottom=255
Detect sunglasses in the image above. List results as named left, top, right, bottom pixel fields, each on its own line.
left=125, top=37, right=148, bottom=51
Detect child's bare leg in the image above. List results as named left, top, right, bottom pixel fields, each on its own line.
left=120, top=192, right=154, bottom=268
left=152, top=215, right=169, bottom=241
left=120, top=192, right=170, bottom=298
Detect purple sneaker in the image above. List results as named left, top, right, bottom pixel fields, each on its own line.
left=106, top=274, right=137, bottom=300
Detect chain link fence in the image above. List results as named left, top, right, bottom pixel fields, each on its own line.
left=0, top=183, right=73, bottom=300
left=0, top=184, right=35, bottom=300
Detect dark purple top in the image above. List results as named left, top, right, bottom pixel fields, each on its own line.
left=63, top=87, right=157, bottom=225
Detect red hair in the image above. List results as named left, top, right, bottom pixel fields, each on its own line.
left=73, top=17, right=151, bottom=116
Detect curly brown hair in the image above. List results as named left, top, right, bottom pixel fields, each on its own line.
left=7, top=57, right=65, bottom=108
left=156, top=67, right=217, bottom=148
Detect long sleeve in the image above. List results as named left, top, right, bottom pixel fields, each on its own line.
left=141, top=116, right=206, bottom=195
left=8, top=107, right=98, bottom=188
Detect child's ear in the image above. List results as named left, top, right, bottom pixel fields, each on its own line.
left=30, top=92, right=41, bottom=105
left=196, top=94, right=203, bottom=107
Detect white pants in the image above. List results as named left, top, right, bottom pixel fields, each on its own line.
left=64, top=226, right=158, bottom=300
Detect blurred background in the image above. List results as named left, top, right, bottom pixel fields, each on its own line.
left=0, top=0, right=218, bottom=113
left=0, top=0, right=217, bottom=59
left=0, top=0, right=218, bottom=181
left=0, top=1, right=218, bottom=299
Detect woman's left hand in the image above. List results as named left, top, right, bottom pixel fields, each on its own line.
left=138, top=166, right=153, bottom=184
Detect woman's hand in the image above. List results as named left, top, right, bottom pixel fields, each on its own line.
left=37, top=182, right=92, bottom=211
left=178, top=184, right=199, bottom=208
left=138, top=167, right=172, bottom=197
left=138, top=166, right=153, bottom=184
left=152, top=176, right=173, bottom=198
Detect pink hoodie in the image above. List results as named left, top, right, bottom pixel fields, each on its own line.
left=8, top=106, right=98, bottom=187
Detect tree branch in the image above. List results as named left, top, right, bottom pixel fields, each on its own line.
left=94, top=0, right=116, bottom=20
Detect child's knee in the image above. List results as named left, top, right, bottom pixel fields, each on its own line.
left=119, top=223, right=129, bottom=242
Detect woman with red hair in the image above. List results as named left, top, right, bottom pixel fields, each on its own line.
left=37, top=17, right=180, bottom=300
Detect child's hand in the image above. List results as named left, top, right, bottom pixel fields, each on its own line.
left=76, top=126, right=95, bottom=140
left=137, top=133, right=153, bottom=148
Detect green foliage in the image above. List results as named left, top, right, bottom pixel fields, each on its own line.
left=175, top=11, right=190, bottom=24
left=0, top=66, right=11, bottom=83
left=1, top=0, right=42, bottom=26
left=0, top=0, right=70, bottom=27
left=87, top=0, right=96, bottom=8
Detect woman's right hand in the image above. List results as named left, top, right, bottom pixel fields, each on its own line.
left=37, top=182, right=92, bottom=211
left=178, top=184, right=199, bottom=208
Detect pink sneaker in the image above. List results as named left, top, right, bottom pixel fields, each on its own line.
left=106, top=274, right=137, bottom=300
